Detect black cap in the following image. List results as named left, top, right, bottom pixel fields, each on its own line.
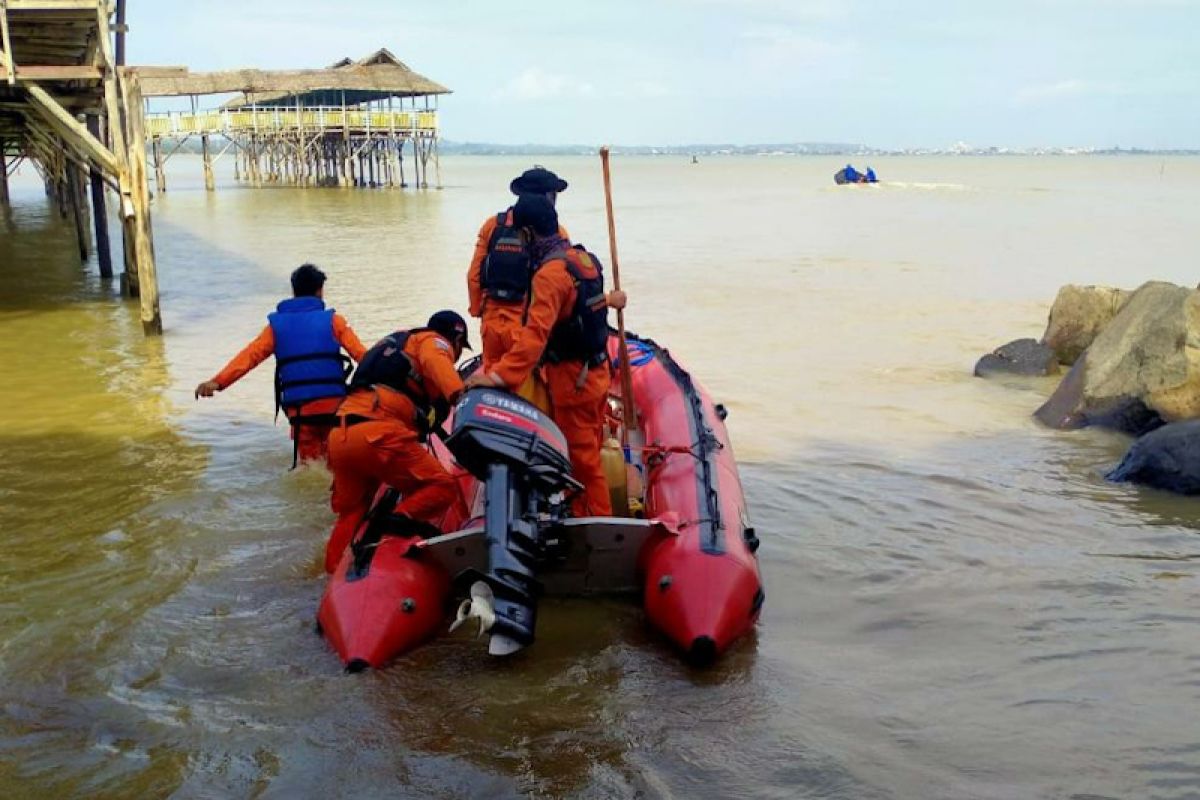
left=427, top=310, right=472, bottom=350
left=510, top=166, right=568, bottom=195
left=511, top=193, right=559, bottom=237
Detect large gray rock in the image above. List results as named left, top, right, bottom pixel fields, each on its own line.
left=974, top=338, right=1060, bottom=377
left=1041, top=284, right=1132, bottom=365
left=1107, top=420, right=1200, bottom=494
left=1035, top=281, right=1200, bottom=434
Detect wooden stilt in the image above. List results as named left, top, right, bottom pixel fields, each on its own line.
left=67, top=163, right=90, bottom=261
left=0, top=139, right=8, bottom=207
left=120, top=73, right=161, bottom=334
left=86, top=116, right=113, bottom=278
left=151, top=136, right=166, bottom=193
left=200, top=132, right=214, bottom=191
left=55, top=172, right=69, bottom=218
left=411, top=133, right=420, bottom=189
left=341, top=131, right=350, bottom=187
left=433, top=135, right=442, bottom=190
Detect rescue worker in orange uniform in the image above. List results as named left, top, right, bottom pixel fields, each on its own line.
left=195, top=263, right=367, bottom=467
left=468, top=166, right=571, bottom=372
left=466, top=195, right=626, bottom=517
left=323, top=310, right=470, bottom=572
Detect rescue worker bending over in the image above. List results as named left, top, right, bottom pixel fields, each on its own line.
left=465, top=195, right=627, bottom=517
left=324, top=311, right=470, bottom=572
left=195, top=263, right=367, bottom=467
left=468, top=166, right=571, bottom=372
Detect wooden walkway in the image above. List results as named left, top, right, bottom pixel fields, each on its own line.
left=0, top=0, right=161, bottom=333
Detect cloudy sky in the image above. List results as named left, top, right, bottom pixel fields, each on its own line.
left=129, top=0, right=1199, bottom=149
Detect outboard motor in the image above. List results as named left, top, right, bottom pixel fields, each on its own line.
left=444, top=388, right=577, bottom=654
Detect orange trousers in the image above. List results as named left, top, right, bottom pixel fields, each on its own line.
left=481, top=311, right=551, bottom=413
left=481, top=310, right=522, bottom=373
left=325, top=419, right=457, bottom=571
left=293, top=422, right=333, bottom=463
left=286, top=398, right=341, bottom=464
left=546, top=361, right=612, bottom=517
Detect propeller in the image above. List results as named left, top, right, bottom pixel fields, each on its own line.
left=449, top=580, right=496, bottom=638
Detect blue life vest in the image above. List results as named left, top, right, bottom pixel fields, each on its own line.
left=268, top=296, right=349, bottom=409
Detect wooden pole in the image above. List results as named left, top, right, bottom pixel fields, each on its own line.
left=433, top=134, right=442, bottom=190
left=0, top=1, right=14, bottom=86
left=67, top=163, right=89, bottom=261
left=599, top=146, right=638, bottom=438
left=86, top=116, right=113, bottom=278
left=95, top=6, right=134, bottom=295
left=0, top=138, right=8, bottom=208
left=114, top=0, right=126, bottom=68
left=410, top=130, right=419, bottom=189
left=151, top=136, right=166, bottom=193
left=121, top=73, right=162, bottom=334
left=200, top=133, right=214, bottom=190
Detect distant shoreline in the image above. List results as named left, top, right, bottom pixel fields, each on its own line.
left=436, top=143, right=1200, bottom=157
left=146, top=138, right=1200, bottom=157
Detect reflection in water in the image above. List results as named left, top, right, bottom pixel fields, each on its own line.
left=2, top=155, right=1200, bottom=798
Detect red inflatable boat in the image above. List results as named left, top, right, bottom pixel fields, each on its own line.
left=317, top=331, right=763, bottom=670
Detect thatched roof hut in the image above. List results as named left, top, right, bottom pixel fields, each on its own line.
left=136, top=48, right=450, bottom=103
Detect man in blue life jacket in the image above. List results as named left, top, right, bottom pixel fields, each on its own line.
left=194, top=264, right=368, bottom=467
left=865, top=166, right=878, bottom=183
left=843, top=164, right=861, bottom=182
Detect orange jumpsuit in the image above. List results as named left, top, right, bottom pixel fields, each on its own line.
left=491, top=257, right=612, bottom=517
left=468, top=212, right=569, bottom=372
left=325, top=331, right=465, bottom=571
left=211, top=315, right=367, bottom=464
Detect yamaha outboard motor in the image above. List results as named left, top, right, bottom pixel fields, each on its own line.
left=444, top=388, right=577, bottom=654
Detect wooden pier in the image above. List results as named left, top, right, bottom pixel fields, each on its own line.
left=138, top=49, right=449, bottom=192
left=0, top=0, right=161, bottom=334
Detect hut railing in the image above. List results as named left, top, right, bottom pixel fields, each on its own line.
left=145, top=108, right=437, bottom=138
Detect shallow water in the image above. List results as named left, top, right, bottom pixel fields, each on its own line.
left=2, top=154, right=1199, bottom=798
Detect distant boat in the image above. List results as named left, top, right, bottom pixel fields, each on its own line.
left=834, top=165, right=878, bottom=185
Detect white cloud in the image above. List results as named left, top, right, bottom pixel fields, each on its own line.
left=676, top=0, right=844, bottom=20
left=1013, top=79, right=1128, bottom=106
left=632, top=81, right=670, bottom=98
left=497, top=68, right=596, bottom=101
left=740, top=26, right=850, bottom=68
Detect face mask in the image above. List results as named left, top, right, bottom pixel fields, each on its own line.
left=531, top=234, right=565, bottom=262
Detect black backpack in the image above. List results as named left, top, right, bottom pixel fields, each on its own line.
left=350, top=329, right=424, bottom=397
left=480, top=211, right=533, bottom=303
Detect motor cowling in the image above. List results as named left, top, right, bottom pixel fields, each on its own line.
left=446, top=389, right=573, bottom=492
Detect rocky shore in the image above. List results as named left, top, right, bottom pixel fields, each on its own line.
left=978, top=281, right=1200, bottom=494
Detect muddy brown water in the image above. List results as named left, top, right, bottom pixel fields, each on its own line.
left=2, top=155, right=1199, bottom=798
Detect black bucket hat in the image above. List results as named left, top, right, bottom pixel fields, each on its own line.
left=510, top=166, right=568, bottom=195
left=427, top=310, right=472, bottom=350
